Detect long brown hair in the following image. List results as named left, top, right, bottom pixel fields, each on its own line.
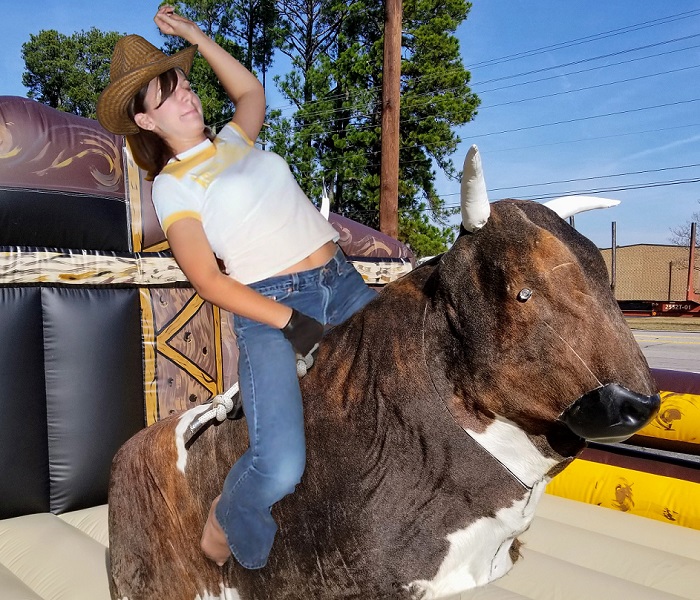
left=125, top=67, right=214, bottom=180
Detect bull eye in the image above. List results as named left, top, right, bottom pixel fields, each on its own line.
left=517, top=288, right=533, bottom=302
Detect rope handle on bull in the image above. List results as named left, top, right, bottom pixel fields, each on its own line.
left=184, top=344, right=320, bottom=444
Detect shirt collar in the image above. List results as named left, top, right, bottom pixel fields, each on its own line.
left=172, top=137, right=213, bottom=162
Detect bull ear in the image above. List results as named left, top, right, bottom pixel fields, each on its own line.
left=543, top=195, right=620, bottom=219
left=461, top=145, right=491, bottom=232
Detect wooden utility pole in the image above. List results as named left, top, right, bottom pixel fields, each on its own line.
left=379, top=0, right=402, bottom=239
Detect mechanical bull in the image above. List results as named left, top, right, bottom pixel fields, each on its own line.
left=108, top=146, right=660, bottom=600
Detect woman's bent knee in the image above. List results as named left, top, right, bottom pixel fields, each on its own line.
left=277, top=450, right=306, bottom=487
left=258, top=450, right=306, bottom=499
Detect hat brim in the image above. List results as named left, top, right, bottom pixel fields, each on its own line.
left=97, top=45, right=198, bottom=135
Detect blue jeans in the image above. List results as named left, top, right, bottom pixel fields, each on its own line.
left=216, top=247, right=377, bottom=569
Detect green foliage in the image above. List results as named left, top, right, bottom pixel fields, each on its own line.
left=21, top=28, right=122, bottom=118
left=399, top=209, right=458, bottom=258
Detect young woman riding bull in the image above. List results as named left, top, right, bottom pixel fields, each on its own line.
left=96, top=5, right=376, bottom=570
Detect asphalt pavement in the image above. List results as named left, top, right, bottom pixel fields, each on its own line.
left=633, top=330, right=700, bottom=373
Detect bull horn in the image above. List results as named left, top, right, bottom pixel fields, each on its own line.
left=461, top=145, right=490, bottom=232
left=543, top=195, right=620, bottom=219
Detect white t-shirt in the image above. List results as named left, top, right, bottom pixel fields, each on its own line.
left=151, top=122, right=339, bottom=284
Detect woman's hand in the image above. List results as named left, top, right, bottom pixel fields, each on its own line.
left=281, top=309, right=324, bottom=356
left=154, top=5, right=202, bottom=42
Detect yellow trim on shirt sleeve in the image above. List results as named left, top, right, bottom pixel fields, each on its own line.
left=228, top=122, right=255, bottom=146
left=162, top=210, right=202, bottom=234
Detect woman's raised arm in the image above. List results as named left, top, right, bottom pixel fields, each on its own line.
left=154, top=5, right=266, bottom=142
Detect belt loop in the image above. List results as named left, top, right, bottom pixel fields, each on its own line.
left=335, top=247, right=344, bottom=276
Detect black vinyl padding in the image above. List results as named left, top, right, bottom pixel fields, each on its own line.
left=0, top=188, right=130, bottom=252
left=0, top=287, right=145, bottom=518
left=0, top=288, right=49, bottom=517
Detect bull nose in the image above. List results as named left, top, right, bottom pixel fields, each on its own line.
left=559, top=383, right=660, bottom=443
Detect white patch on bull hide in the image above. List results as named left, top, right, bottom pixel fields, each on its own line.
left=194, top=582, right=241, bottom=600
left=464, top=416, right=559, bottom=488
left=407, top=479, right=548, bottom=599
left=175, top=404, right=213, bottom=474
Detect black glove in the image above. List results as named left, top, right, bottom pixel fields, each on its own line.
left=281, top=309, right=323, bottom=356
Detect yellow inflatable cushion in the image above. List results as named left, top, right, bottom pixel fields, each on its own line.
left=634, top=390, right=700, bottom=446
left=547, top=456, right=700, bottom=529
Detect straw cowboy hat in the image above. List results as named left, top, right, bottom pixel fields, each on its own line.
left=97, top=34, right=197, bottom=135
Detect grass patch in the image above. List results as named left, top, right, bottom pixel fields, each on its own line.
left=624, top=316, right=700, bottom=332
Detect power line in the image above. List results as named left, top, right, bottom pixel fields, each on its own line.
left=474, top=33, right=700, bottom=86
left=499, top=167, right=700, bottom=193
left=254, top=117, right=700, bottom=173
left=257, top=122, right=700, bottom=177
left=467, top=98, right=700, bottom=139
left=262, top=24, right=700, bottom=122
left=500, top=178, right=700, bottom=201
left=253, top=7, right=700, bottom=222
left=265, top=10, right=700, bottom=115
left=483, top=122, right=700, bottom=153
left=282, top=151, right=700, bottom=198
left=256, top=80, right=700, bottom=141
left=478, top=64, right=700, bottom=110
left=266, top=8, right=700, bottom=108
left=266, top=35, right=700, bottom=119
left=476, top=42, right=700, bottom=94
left=443, top=163, right=700, bottom=195
left=439, top=178, right=700, bottom=206
left=261, top=39, right=700, bottom=131
left=262, top=14, right=700, bottom=122
left=298, top=97, right=700, bottom=140
left=465, top=8, right=700, bottom=69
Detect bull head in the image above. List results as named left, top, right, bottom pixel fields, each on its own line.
left=453, top=145, right=659, bottom=447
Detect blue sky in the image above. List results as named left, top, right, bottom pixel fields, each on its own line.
left=2, top=1, right=699, bottom=249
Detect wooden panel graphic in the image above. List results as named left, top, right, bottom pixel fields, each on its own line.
left=141, top=288, right=229, bottom=424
